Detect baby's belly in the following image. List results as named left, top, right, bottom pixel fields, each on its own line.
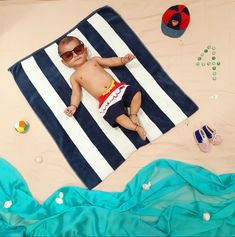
left=83, top=80, right=114, bottom=99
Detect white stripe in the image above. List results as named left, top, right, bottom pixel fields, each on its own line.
left=45, top=44, right=136, bottom=157
left=88, top=13, right=187, bottom=125
left=69, top=29, right=162, bottom=140
left=21, top=57, right=113, bottom=180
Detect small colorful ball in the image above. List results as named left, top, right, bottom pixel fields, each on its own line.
left=15, top=120, right=30, bottom=133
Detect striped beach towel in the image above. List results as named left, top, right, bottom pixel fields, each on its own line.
left=9, top=6, right=198, bottom=189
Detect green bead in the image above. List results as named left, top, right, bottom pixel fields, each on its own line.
left=207, top=45, right=211, bottom=49
left=212, top=66, right=216, bottom=70
left=204, top=49, right=208, bottom=53
left=212, top=62, right=216, bottom=65
left=217, top=62, right=221, bottom=66
left=212, top=76, right=216, bottom=80
left=212, top=56, right=216, bottom=60
left=213, top=71, right=216, bottom=75
left=207, top=62, right=211, bottom=66
left=196, top=62, right=200, bottom=66
left=197, top=57, right=202, bottom=61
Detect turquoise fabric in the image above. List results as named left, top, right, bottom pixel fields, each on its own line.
left=0, top=157, right=235, bottom=236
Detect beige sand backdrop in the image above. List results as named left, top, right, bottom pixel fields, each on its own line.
left=0, top=0, right=234, bottom=203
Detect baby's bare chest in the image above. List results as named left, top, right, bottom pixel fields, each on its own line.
left=77, top=62, right=111, bottom=82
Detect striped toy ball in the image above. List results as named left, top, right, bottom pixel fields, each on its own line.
left=15, top=120, right=30, bottom=133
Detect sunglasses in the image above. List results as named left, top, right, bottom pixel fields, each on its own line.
left=60, top=41, right=85, bottom=62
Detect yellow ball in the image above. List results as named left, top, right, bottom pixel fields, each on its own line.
left=15, top=120, right=30, bottom=133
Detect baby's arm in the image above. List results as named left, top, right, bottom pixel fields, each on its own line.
left=64, top=76, right=81, bottom=117
left=94, top=53, right=135, bottom=67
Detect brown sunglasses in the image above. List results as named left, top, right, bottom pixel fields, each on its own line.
left=60, top=41, right=85, bottom=62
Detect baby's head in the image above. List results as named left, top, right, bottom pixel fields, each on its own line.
left=58, top=36, right=87, bottom=68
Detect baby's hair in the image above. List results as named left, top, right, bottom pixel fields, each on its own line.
left=58, top=36, right=80, bottom=55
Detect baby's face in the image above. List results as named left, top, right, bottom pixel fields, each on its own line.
left=60, top=39, right=87, bottom=68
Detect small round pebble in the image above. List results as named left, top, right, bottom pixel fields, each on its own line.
left=34, top=156, right=43, bottom=164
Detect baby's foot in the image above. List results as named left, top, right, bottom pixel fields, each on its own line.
left=129, top=114, right=140, bottom=126
left=135, top=125, right=147, bottom=141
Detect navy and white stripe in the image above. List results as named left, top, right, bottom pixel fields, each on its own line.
left=9, top=6, right=198, bottom=189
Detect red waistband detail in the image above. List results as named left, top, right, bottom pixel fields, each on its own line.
left=98, top=81, right=126, bottom=108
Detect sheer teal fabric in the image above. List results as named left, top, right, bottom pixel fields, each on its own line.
left=0, top=157, right=235, bottom=236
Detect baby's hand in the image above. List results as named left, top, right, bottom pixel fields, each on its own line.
left=122, top=53, right=135, bottom=64
left=64, top=105, right=77, bottom=117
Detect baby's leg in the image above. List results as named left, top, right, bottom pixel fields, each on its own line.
left=129, top=91, right=142, bottom=126
left=116, top=114, right=146, bottom=140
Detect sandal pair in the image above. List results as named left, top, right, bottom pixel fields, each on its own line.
left=193, top=125, right=222, bottom=153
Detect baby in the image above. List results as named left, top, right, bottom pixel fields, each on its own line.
left=58, top=36, right=146, bottom=140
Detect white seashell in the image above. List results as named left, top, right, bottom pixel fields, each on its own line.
left=203, top=212, right=211, bottom=221
left=142, top=181, right=151, bottom=190
left=59, top=192, right=64, bottom=198
left=4, top=200, right=12, bottom=208
left=55, top=197, right=63, bottom=204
